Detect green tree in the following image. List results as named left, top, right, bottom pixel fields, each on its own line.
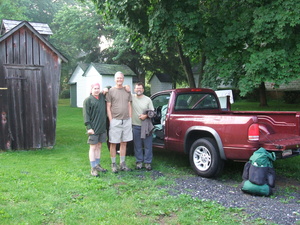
left=201, top=0, right=300, bottom=106
left=244, top=0, right=300, bottom=95
left=89, top=0, right=199, bottom=87
left=50, top=2, right=104, bottom=63
left=1, top=0, right=187, bottom=89
left=19, top=0, right=76, bottom=24
left=89, top=0, right=300, bottom=106
left=99, top=21, right=186, bottom=85
left=0, top=0, right=28, bottom=21
left=49, top=1, right=108, bottom=93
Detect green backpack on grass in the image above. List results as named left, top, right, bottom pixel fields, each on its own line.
left=241, top=147, right=276, bottom=196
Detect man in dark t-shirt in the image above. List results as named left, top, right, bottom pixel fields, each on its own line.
left=83, top=83, right=108, bottom=177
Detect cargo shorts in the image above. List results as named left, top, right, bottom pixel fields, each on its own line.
left=87, top=132, right=107, bottom=145
left=109, top=118, right=133, bottom=143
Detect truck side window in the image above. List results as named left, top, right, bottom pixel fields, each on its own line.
left=152, top=94, right=170, bottom=124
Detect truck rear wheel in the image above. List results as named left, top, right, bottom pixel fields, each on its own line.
left=189, top=138, right=224, bottom=178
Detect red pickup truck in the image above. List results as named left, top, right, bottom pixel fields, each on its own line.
left=151, top=88, right=300, bottom=178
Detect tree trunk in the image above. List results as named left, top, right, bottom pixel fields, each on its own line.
left=259, top=82, right=268, bottom=107
left=176, top=41, right=196, bottom=88
left=198, top=53, right=206, bottom=88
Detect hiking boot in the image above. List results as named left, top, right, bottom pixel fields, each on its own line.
left=95, top=164, right=107, bottom=173
left=91, top=167, right=99, bottom=177
left=120, top=162, right=132, bottom=171
left=144, top=163, right=152, bottom=171
left=135, top=162, right=143, bottom=170
left=111, top=163, right=118, bottom=173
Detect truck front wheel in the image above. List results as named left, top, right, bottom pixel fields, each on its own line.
left=189, top=138, right=224, bottom=178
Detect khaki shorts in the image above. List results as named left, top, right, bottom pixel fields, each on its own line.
left=109, top=118, right=133, bottom=143
left=87, top=132, right=107, bottom=145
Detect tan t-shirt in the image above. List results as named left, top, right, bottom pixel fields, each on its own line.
left=106, top=87, right=132, bottom=120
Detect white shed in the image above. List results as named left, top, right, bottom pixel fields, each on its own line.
left=149, top=73, right=173, bottom=95
left=69, top=63, right=89, bottom=107
left=68, top=63, right=136, bottom=107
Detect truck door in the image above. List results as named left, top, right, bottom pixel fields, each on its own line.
left=151, top=93, right=170, bottom=148
left=167, top=92, right=220, bottom=153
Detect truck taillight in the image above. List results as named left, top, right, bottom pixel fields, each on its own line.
left=248, top=123, right=259, bottom=141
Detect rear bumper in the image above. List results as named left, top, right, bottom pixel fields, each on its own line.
left=260, top=134, right=300, bottom=159
left=273, top=148, right=300, bottom=159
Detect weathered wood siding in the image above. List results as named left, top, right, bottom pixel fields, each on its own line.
left=0, top=26, right=62, bottom=150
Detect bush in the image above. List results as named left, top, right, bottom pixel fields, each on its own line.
left=242, top=88, right=260, bottom=102
left=283, top=91, right=300, bottom=104
left=60, top=89, right=70, bottom=99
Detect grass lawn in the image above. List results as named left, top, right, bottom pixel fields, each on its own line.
left=0, top=99, right=299, bottom=224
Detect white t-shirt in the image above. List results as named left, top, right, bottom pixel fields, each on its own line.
left=131, top=94, right=154, bottom=126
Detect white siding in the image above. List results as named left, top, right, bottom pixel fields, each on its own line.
left=102, top=75, right=115, bottom=89
left=150, top=76, right=172, bottom=95
left=68, top=65, right=87, bottom=108
left=124, top=77, right=134, bottom=92
left=85, top=66, right=102, bottom=94
left=102, top=75, right=133, bottom=92
left=69, top=66, right=84, bottom=84
left=77, top=66, right=103, bottom=108
left=69, top=64, right=135, bottom=108
left=76, top=67, right=134, bottom=108
left=265, top=79, right=300, bottom=91
left=76, top=74, right=87, bottom=108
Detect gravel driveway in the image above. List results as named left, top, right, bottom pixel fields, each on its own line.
left=165, top=175, right=300, bottom=225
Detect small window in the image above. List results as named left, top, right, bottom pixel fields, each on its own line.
left=175, top=95, right=189, bottom=110
left=152, top=93, right=170, bottom=124
left=152, top=94, right=170, bottom=109
left=175, top=93, right=219, bottom=110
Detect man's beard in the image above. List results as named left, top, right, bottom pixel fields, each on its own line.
left=136, top=91, right=143, bottom=96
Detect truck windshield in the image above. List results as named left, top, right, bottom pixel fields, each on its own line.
left=175, top=93, right=219, bottom=110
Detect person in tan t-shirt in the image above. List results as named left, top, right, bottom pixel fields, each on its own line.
left=106, top=71, right=132, bottom=173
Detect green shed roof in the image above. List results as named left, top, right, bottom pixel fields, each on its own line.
left=91, top=63, right=136, bottom=76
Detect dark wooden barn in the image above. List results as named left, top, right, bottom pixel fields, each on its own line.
left=0, top=20, right=67, bottom=150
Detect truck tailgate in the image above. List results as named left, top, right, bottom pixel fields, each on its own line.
left=260, top=133, right=300, bottom=157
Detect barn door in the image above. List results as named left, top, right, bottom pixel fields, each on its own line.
left=5, top=65, right=43, bottom=149
left=0, top=86, right=10, bottom=149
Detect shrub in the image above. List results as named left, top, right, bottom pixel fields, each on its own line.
left=60, top=89, right=70, bottom=99
left=283, top=91, right=300, bottom=104
left=242, top=88, right=260, bottom=102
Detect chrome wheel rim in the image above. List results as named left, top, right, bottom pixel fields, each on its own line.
left=193, top=146, right=211, bottom=171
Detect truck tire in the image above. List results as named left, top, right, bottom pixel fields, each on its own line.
left=189, top=138, right=224, bottom=178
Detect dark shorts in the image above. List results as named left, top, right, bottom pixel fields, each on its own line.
left=87, top=132, right=107, bottom=145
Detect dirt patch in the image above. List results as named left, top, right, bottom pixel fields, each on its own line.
left=275, top=175, right=300, bottom=189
